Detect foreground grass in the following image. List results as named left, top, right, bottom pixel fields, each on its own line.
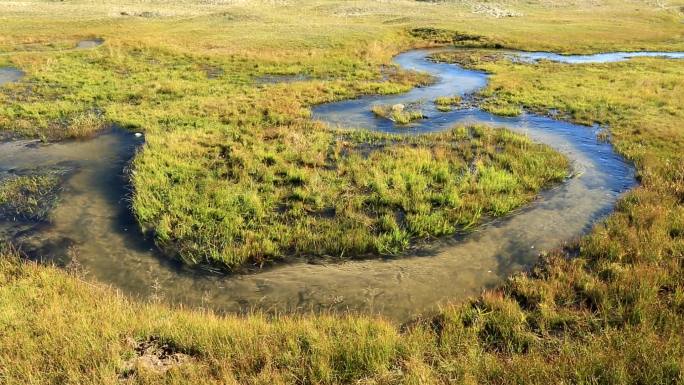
left=2, top=179, right=683, bottom=385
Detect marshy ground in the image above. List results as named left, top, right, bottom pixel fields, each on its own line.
left=1, top=0, right=684, bottom=383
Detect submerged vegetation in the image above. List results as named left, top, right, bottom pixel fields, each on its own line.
left=370, top=103, right=426, bottom=124
left=0, top=0, right=684, bottom=383
left=0, top=171, right=63, bottom=221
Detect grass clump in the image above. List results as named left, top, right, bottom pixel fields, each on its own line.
left=370, top=103, right=426, bottom=124
left=408, top=27, right=494, bottom=47
left=431, top=50, right=505, bottom=68
left=481, top=100, right=524, bottom=117
left=0, top=172, right=62, bottom=221
left=434, top=95, right=462, bottom=111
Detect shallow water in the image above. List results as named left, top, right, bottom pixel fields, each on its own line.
left=0, top=67, right=24, bottom=86
left=76, top=39, right=104, bottom=50
left=2, top=48, right=682, bottom=322
left=515, top=51, right=684, bottom=64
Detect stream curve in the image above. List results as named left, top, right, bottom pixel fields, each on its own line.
left=2, top=48, right=682, bottom=322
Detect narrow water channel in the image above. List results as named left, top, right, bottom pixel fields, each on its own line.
left=1, top=48, right=680, bottom=322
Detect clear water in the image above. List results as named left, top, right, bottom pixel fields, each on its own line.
left=75, top=39, right=104, bottom=50
left=2, top=48, right=681, bottom=322
left=515, top=51, right=684, bottom=64
left=0, top=67, right=24, bottom=86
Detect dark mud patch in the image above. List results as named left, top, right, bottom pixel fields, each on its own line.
left=20, top=235, right=78, bottom=267
left=408, top=27, right=502, bottom=48
left=200, top=64, right=224, bottom=79
left=119, top=11, right=162, bottom=18
left=120, top=336, right=194, bottom=379
left=383, top=16, right=412, bottom=24
left=210, top=11, right=262, bottom=22
left=256, top=74, right=312, bottom=85
left=380, top=64, right=435, bottom=85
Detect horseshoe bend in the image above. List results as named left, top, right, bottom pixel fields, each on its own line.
left=1, top=1, right=684, bottom=383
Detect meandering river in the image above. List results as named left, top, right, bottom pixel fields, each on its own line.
left=2, top=48, right=681, bottom=321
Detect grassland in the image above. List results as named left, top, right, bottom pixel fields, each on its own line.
left=1, top=0, right=684, bottom=383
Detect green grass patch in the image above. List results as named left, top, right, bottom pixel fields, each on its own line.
left=132, top=124, right=567, bottom=268
left=434, top=95, right=462, bottom=112
left=481, top=100, right=524, bottom=117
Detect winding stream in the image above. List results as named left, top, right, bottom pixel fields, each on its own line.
left=1, top=48, right=681, bottom=322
